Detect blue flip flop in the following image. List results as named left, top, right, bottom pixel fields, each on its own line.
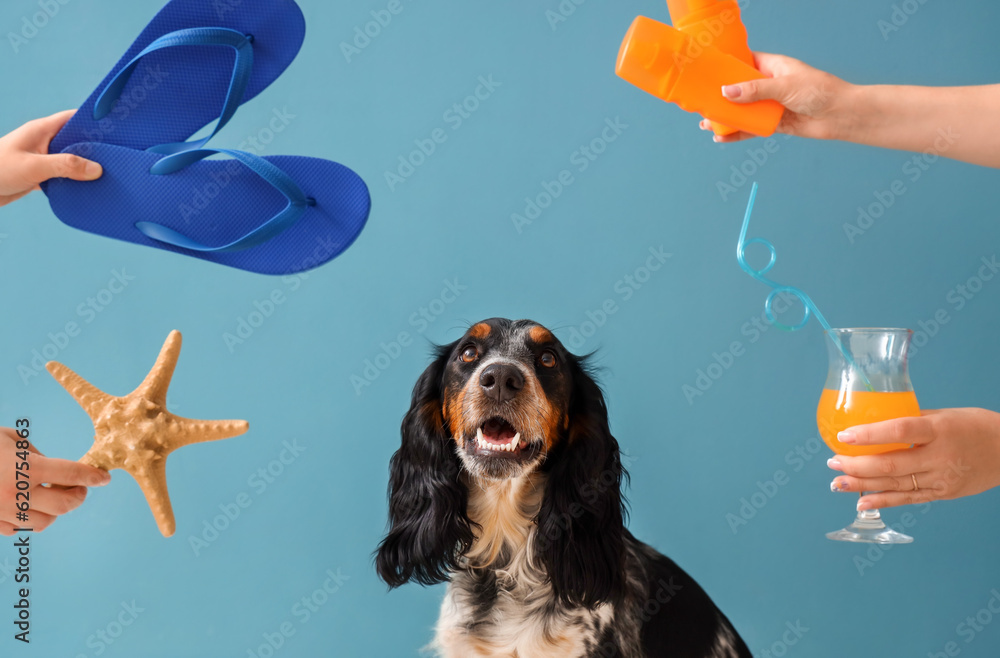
left=47, top=0, right=305, bottom=158
left=45, top=143, right=370, bottom=275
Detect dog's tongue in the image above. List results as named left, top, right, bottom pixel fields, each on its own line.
left=483, top=417, right=516, bottom=442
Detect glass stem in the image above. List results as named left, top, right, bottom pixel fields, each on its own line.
left=856, top=492, right=884, bottom=526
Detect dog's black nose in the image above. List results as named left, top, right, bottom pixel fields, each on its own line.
left=479, top=363, right=524, bottom=403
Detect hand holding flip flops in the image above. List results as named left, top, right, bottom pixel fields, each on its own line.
left=42, top=0, right=370, bottom=275
left=0, top=111, right=103, bottom=207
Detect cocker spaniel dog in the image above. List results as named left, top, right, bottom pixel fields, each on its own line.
left=376, top=318, right=751, bottom=658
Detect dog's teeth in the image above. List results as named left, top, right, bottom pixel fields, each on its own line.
left=475, top=426, right=523, bottom=452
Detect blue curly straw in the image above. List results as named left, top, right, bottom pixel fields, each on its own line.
left=737, top=183, right=874, bottom=392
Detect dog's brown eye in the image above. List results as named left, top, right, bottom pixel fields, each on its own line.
left=460, top=346, right=478, bottom=363
left=539, top=351, right=557, bottom=368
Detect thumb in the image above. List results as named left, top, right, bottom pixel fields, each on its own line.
left=26, top=153, right=102, bottom=184
left=721, top=76, right=791, bottom=104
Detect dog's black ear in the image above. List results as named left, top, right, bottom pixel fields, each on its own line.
left=375, top=343, right=473, bottom=588
left=534, top=356, right=627, bottom=607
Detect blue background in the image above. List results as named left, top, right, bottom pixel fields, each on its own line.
left=2, top=0, right=1000, bottom=656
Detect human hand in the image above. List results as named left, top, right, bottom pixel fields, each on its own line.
left=0, top=110, right=102, bottom=207
left=827, top=408, right=1000, bottom=511
left=700, top=52, right=858, bottom=143
left=0, top=427, right=111, bottom=535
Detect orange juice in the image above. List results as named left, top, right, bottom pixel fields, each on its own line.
left=816, top=389, right=919, bottom=456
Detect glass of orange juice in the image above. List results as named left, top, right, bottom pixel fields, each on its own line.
left=817, top=328, right=919, bottom=543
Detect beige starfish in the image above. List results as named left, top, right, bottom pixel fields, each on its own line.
left=46, top=330, right=248, bottom=537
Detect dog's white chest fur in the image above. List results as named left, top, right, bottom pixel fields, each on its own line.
left=434, top=580, right=612, bottom=658
left=430, top=475, right=612, bottom=658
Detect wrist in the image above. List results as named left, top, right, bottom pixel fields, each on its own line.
left=831, top=82, right=878, bottom=144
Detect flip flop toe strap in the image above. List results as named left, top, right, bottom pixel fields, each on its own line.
left=136, top=149, right=315, bottom=253
left=93, top=27, right=255, bottom=155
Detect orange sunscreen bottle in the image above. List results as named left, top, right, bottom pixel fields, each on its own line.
left=615, top=16, right=784, bottom=137
left=666, top=0, right=755, bottom=136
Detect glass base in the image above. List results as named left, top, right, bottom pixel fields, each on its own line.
left=826, top=513, right=913, bottom=544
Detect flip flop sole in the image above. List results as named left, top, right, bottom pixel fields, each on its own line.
left=46, top=142, right=370, bottom=275
left=49, top=0, right=305, bottom=156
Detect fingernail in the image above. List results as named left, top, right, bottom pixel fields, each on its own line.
left=722, top=84, right=742, bottom=99
left=92, top=471, right=111, bottom=486
left=72, top=486, right=87, bottom=498
left=827, top=458, right=843, bottom=471
left=857, top=500, right=873, bottom=511
left=838, top=431, right=857, bottom=444
left=830, top=479, right=849, bottom=492
left=84, top=161, right=103, bottom=179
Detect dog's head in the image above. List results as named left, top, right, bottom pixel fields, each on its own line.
left=376, top=318, right=626, bottom=606
left=440, top=318, right=573, bottom=481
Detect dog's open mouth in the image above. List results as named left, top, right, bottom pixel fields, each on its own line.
left=475, top=416, right=527, bottom=454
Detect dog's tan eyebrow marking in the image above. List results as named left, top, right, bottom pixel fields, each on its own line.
left=469, top=322, right=491, bottom=339
left=528, top=325, right=553, bottom=343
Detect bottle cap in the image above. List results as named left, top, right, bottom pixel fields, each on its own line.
left=616, top=16, right=688, bottom=101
